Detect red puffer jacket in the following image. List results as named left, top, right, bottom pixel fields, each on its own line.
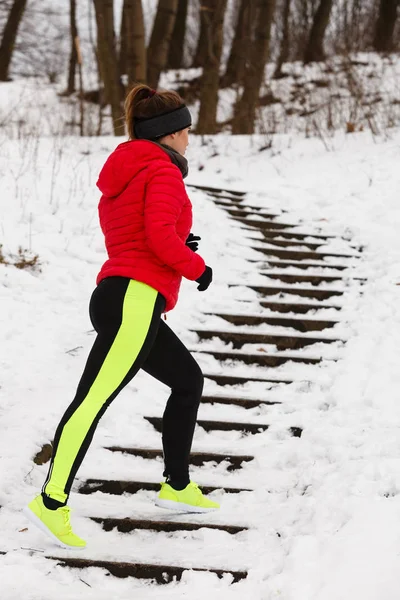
left=96, top=140, right=205, bottom=312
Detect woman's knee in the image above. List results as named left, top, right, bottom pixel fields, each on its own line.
left=192, top=362, right=204, bottom=398
left=178, top=359, right=204, bottom=400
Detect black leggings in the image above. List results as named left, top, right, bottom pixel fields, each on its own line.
left=42, top=277, right=203, bottom=504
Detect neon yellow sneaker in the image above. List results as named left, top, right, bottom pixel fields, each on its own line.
left=155, top=481, right=220, bottom=513
left=23, top=495, right=86, bottom=549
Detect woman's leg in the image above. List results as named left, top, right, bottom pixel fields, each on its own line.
left=42, top=277, right=165, bottom=506
left=141, top=320, right=204, bottom=488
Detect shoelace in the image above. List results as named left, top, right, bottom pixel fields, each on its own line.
left=59, top=506, right=73, bottom=533
left=190, top=482, right=202, bottom=495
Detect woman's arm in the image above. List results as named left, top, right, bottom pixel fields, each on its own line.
left=144, top=162, right=206, bottom=280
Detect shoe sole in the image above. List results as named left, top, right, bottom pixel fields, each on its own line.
left=155, top=498, right=219, bottom=513
left=22, top=506, right=86, bottom=550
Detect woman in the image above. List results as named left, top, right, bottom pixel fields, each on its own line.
left=24, top=84, right=217, bottom=549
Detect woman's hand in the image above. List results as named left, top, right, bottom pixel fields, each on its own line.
left=186, top=233, right=201, bottom=252
left=196, top=266, right=212, bottom=291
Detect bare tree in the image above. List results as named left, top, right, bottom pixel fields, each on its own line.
left=373, top=0, right=399, bottom=52
left=232, top=0, right=276, bottom=135
left=93, top=0, right=124, bottom=136
left=222, top=0, right=255, bottom=88
left=304, top=0, right=334, bottom=63
left=192, top=4, right=209, bottom=67
left=0, top=0, right=28, bottom=81
left=274, top=0, right=291, bottom=78
left=120, top=0, right=146, bottom=84
left=66, top=0, right=78, bottom=94
left=147, top=0, right=178, bottom=89
left=75, top=36, right=85, bottom=136
left=197, top=0, right=228, bottom=134
left=167, top=0, right=188, bottom=69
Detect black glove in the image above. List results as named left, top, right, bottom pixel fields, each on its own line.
left=196, top=266, right=213, bottom=291
left=186, top=233, right=201, bottom=252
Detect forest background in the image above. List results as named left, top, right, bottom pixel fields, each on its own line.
left=1, top=0, right=399, bottom=141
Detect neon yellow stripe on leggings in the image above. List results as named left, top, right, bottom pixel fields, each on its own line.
left=45, top=280, right=158, bottom=503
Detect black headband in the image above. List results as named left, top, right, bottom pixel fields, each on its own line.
left=134, top=105, right=192, bottom=140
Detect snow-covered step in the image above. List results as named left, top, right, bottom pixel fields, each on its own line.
left=186, top=183, right=246, bottom=198
left=227, top=208, right=282, bottom=220
left=145, top=416, right=271, bottom=435
left=201, top=394, right=281, bottom=409
left=46, top=556, right=248, bottom=584
left=236, top=217, right=296, bottom=230
left=105, top=447, right=254, bottom=470
left=258, top=300, right=341, bottom=313
left=214, top=201, right=283, bottom=215
left=259, top=271, right=363, bottom=284
left=210, top=312, right=339, bottom=331
left=207, top=194, right=244, bottom=204
left=251, top=245, right=358, bottom=261
left=78, top=479, right=251, bottom=496
left=249, top=237, right=327, bottom=250
left=203, top=372, right=295, bottom=386
left=91, top=516, right=247, bottom=535
left=253, top=228, right=335, bottom=241
left=192, top=329, right=341, bottom=350
left=193, top=348, right=322, bottom=367
left=251, top=258, right=352, bottom=271
left=246, top=283, right=344, bottom=300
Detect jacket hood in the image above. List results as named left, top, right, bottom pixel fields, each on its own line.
left=96, top=140, right=171, bottom=198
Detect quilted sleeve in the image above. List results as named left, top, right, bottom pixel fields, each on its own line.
left=144, top=162, right=206, bottom=281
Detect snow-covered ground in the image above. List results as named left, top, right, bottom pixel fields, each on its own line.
left=1, top=80, right=400, bottom=599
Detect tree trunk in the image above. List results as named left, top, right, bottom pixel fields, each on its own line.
left=93, top=0, right=124, bottom=136
left=147, top=0, right=178, bottom=89
left=231, top=0, right=276, bottom=135
left=0, top=0, right=28, bottom=81
left=197, top=0, right=228, bottom=134
left=66, top=0, right=78, bottom=94
left=120, top=0, right=146, bottom=84
left=304, top=0, right=334, bottom=63
left=167, top=0, right=188, bottom=69
left=192, top=4, right=209, bottom=67
left=373, top=0, right=399, bottom=52
left=273, top=0, right=291, bottom=78
left=222, top=0, right=255, bottom=88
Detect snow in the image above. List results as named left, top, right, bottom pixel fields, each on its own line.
left=1, top=73, right=400, bottom=599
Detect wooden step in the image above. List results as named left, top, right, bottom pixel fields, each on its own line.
left=208, top=195, right=244, bottom=203
left=215, top=200, right=283, bottom=214
left=250, top=238, right=324, bottom=250
left=256, top=229, right=334, bottom=241
left=260, top=272, right=345, bottom=284
left=249, top=258, right=350, bottom=271
left=193, top=349, right=322, bottom=367
left=186, top=183, right=246, bottom=197
left=192, top=329, right=340, bottom=350
left=259, top=300, right=341, bottom=313
left=201, top=394, right=281, bottom=409
left=204, top=373, right=294, bottom=386
left=210, top=312, right=338, bottom=331
left=91, top=516, right=248, bottom=534
left=106, top=446, right=254, bottom=470
left=145, top=416, right=270, bottom=435
left=79, top=479, right=251, bottom=496
left=235, top=217, right=295, bottom=230
left=228, top=209, right=280, bottom=220
left=247, top=284, right=343, bottom=300
left=48, top=556, right=248, bottom=583
left=251, top=246, right=357, bottom=261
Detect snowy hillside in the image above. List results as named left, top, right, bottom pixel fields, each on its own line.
left=1, top=104, right=400, bottom=599
left=2, top=52, right=400, bottom=140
